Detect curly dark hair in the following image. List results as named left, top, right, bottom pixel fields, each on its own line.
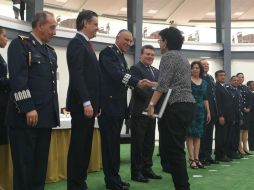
left=191, top=61, right=204, bottom=78
left=159, top=27, right=184, bottom=50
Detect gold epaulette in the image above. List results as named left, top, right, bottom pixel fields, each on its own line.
left=18, top=35, right=29, bottom=40
left=108, top=45, right=113, bottom=48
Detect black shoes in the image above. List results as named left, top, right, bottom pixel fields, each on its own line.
left=131, top=173, right=149, bottom=183
left=206, top=159, right=220, bottom=164
left=142, top=170, right=162, bottom=179
left=120, top=181, right=130, bottom=187
left=215, top=156, right=231, bottom=162
left=200, top=160, right=211, bottom=166
left=106, top=183, right=129, bottom=190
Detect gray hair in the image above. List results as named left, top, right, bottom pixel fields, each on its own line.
left=31, top=11, right=54, bottom=28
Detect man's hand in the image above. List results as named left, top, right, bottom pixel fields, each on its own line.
left=218, top=116, right=225, bottom=125
left=84, top=105, right=93, bottom=118
left=243, top=107, right=250, bottom=113
left=137, top=79, right=157, bottom=89
left=26, top=110, right=38, bottom=127
left=95, top=109, right=101, bottom=117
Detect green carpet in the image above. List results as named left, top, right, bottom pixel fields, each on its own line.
left=45, top=145, right=254, bottom=190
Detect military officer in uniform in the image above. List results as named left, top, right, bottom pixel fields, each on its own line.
left=225, top=76, right=243, bottom=159
left=7, top=11, right=59, bottom=190
left=236, top=73, right=252, bottom=155
left=98, top=29, right=154, bottom=190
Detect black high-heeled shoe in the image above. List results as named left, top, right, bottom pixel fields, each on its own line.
left=189, top=159, right=198, bottom=169
left=244, top=150, right=253, bottom=155
left=195, top=159, right=206, bottom=169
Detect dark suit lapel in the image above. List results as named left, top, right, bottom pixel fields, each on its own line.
left=75, top=33, right=97, bottom=57
left=138, top=62, right=156, bottom=81
left=0, top=54, right=7, bottom=77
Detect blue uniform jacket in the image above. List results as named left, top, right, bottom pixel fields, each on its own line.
left=99, top=44, right=139, bottom=117
left=6, top=34, right=60, bottom=128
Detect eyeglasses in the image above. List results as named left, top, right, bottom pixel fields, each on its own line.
left=157, top=39, right=162, bottom=44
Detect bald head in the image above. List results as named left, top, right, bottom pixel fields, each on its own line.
left=115, top=29, right=133, bottom=53
left=200, top=59, right=209, bottom=74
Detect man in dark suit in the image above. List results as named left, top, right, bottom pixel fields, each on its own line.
left=129, top=45, right=161, bottom=183
left=199, top=59, right=219, bottom=165
left=0, top=26, right=10, bottom=145
left=99, top=30, right=154, bottom=190
left=7, top=11, right=59, bottom=190
left=214, top=70, right=234, bottom=162
left=66, top=10, right=101, bottom=190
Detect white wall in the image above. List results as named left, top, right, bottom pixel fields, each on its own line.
left=2, top=41, right=254, bottom=109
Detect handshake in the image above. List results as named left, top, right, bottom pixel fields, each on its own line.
left=137, top=79, right=157, bottom=89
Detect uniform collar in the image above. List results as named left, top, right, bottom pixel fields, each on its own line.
left=114, top=44, right=123, bottom=54
left=31, top=32, right=43, bottom=45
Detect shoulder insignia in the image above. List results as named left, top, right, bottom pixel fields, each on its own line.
left=18, top=35, right=29, bottom=41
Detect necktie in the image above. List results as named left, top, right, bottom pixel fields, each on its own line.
left=88, top=41, right=93, bottom=50
left=147, top=66, right=155, bottom=80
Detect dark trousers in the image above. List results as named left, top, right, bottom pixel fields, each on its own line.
left=9, top=127, right=52, bottom=190
left=230, top=122, right=240, bottom=153
left=215, top=120, right=233, bottom=158
left=0, top=105, right=8, bottom=145
left=98, top=114, right=124, bottom=186
left=159, top=103, right=194, bottom=190
left=130, top=116, right=155, bottom=176
left=199, top=116, right=215, bottom=161
left=158, top=124, right=170, bottom=170
left=249, top=112, right=254, bottom=150
left=67, top=113, right=95, bottom=190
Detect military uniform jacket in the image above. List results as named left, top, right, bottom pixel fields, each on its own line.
left=129, top=61, right=159, bottom=116
left=225, top=85, right=243, bottom=122
left=6, top=34, right=60, bottom=128
left=0, top=54, right=10, bottom=107
left=238, top=84, right=252, bottom=110
left=99, top=44, right=139, bottom=117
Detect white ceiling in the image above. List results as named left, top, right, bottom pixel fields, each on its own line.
left=44, top=0, right=254, bottom=27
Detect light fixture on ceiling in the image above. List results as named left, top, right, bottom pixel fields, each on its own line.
left=147, top=9, right=158, bottom=14
left=206, top=12, right=215, bottom=16
left=56, top=0, right=68, bottom=3
left=234, top=12, right=244, bottom=16
left=120, top=7, right=127, bottom=12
